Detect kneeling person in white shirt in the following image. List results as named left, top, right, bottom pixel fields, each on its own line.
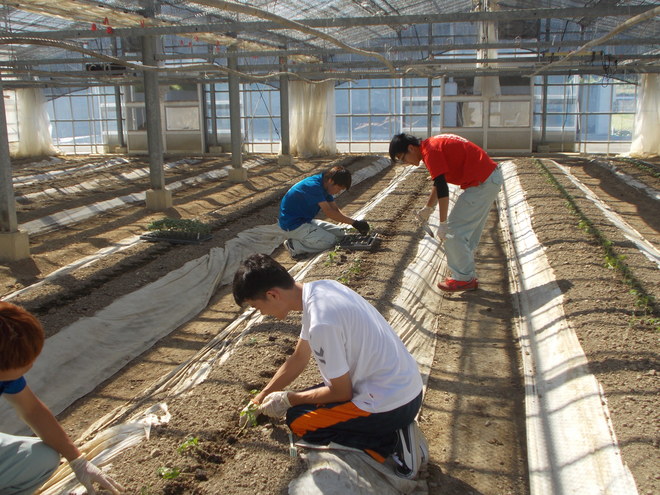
left=233, top=253, right=427, bottom=478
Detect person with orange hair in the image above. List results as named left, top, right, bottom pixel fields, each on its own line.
left=0, top=301, right=124, bottom=495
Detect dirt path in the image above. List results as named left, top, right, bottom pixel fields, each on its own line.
left=1, top=152, right=658, bottom=495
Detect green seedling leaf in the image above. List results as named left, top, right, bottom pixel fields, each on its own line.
left=240, top=401, right=260, bottom=428
left=177, top=436, right=199, bottom=454
left=157, top=467, right=181, bottom=480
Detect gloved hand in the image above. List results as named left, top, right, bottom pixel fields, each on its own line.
left=415, top=206, right=434, bottom=223
left=259, top=391, right=292, bottom=418
left=436, top=222, right=448, bottom=240
left=69, top=456, right=124, bottom=494
left=239, top=400, right=261, bottom=428
left=352, top=219, right=370, bottom=235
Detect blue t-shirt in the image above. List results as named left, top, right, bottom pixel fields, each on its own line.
left=278, top=174, right=334, bottom=231
left=0, top=377, right=27, bottom=396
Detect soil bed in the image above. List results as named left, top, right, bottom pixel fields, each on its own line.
left=1, top=152, right=657, bottom=495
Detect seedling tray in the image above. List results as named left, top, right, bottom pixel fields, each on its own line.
left=140, top=230, right=212, bottom=245
left=338, top=233, right=380, bottom=251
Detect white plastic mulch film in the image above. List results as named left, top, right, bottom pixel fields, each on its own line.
left=29, top=161, right=442, bottom=495
left=288, top=80, right=336, bottom=157
left=0, top=156, right=389, bottom=436
left=629, top=73, right=660, bottom=158
left=14, top=88, right=57, bottom=158
left=498, top=161, right=638, bottom=495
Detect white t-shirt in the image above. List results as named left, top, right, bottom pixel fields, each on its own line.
left=301, top=280, right=422, bottom=413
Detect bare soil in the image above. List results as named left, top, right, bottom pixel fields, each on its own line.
left=1, top=151, right=658, bottom=495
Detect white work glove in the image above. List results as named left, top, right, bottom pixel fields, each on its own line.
left=69, top=456, right=124, bottom=495
left=436, top=222, right=448, bottom=240
left=238, top=400, right=261, bottom=428
left=415, top=206, right=434, bottom=224
left=259, top=391, right=292, bottom=418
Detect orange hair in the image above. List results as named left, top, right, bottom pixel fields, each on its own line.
left=0, top=301, right=44, bottom=370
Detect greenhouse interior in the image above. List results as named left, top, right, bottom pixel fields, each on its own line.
left=0, top=1, right=658, bottom=495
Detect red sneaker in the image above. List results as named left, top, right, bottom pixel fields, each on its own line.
left=437, top=278, right=478, bottom=292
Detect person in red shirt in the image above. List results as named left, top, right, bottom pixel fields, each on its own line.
left=389, top=133, right=503, bottom=292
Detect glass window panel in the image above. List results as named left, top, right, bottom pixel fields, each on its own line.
left=217, top=118, right=230, bottom=133
left=216, top=101, right=230, bottom=118
left=128, top=85, right=145, bottom=103
left=610, top=114, right=634, bottom=140
left=444, top=77, right=476, bottom=96
left=74, top=121, right=91, bottom=141
left=443, top=101, right=482, bottom=127
left=370, top=117, right=393, bottom=140
left=271, top=95, right=280, bottom=115
left=402, top=115, right=426, bottom=131
left=127, top=107, right=147, bottom=131
left=336, top=90, right=349, bottom=114
left=72, top=98, right=91, bottom=119
left=489, top=101, right=530, bottom=127
left=499, top=76, right=531, bottom=95
left=352, top=116, right=370, bottom=140
left=583, top=114, right=610, bottom=141
left=55, top=121, right=73, bottom=139
left=250, top=119, right=271, bottom=141
left=52, top=97, right=73, bottom=120
left=371, top=88, right=391, bottom=114
left=352, top=90, right=370, bottom=114
left=165, top=107, right=200, bottom=131
left=370, top=79, right=390, bottom=87
left=403, top=100, right=427, bottom=114
left=249, top=96, right=269, bottom=116
left=165, top=83, right=198, bottom=102
left=583, top=84, right=610, bottom=112
left=613, top=84, right=636, bottom=112
left=337, top=117, right=349, bottom=140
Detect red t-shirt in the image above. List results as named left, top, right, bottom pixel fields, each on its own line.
left=420, top=134, right=496, bottom=189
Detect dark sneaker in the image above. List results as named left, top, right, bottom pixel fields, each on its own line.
left=392, top=421, right=426, bottom=479
left=437, top=278, right=478, bottom=292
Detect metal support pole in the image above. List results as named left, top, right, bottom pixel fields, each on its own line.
left=427, top=77, right=433, bottom=138
left=114, top=86, right=125, bottom=149
left=209, top=83, right=219, bottom=148
left=142, top=35, right=165, bottom=190
left=0, top=79, right=30, bottom=260
left=278, top=55, right=292, bottom=164
left=0, top=82, right=17, bottom=233
left=112, top=38, right=125, bottom=149
left=141, top=34, right=172, bottom=208
left=228, top=45, right=243, bottom=171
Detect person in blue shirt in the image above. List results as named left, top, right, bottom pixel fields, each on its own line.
left=0, top=301, right=124, bottom=495
left=278, top=165, right=370, bottom=258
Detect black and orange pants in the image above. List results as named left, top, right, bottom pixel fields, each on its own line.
left=285, top=386, right=422, bottom=462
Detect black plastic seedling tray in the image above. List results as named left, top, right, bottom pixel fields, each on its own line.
left=140, top=231, right=212, bottom=245
left=338, top=233, right=380, bottom=251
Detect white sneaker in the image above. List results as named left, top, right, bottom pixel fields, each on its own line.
left=283, top=239, right=296, bottom=255
left=283, top=239, right=304, bottom=260
left=393, top=421, right=427, bottom=479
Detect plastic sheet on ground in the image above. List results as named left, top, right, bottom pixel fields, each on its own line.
left=288, top=446, right=422, bottom=495
left=544, top=158, right=660, bottom=269
left=36, top=403, right=171, bottom=495
left=32, top=161, right=443, bottom=495
left=498, top=160, right=638, bottom=495
left=19, top=158, right=265, bottom=236
left=0, top=156, right=391, bottom=435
